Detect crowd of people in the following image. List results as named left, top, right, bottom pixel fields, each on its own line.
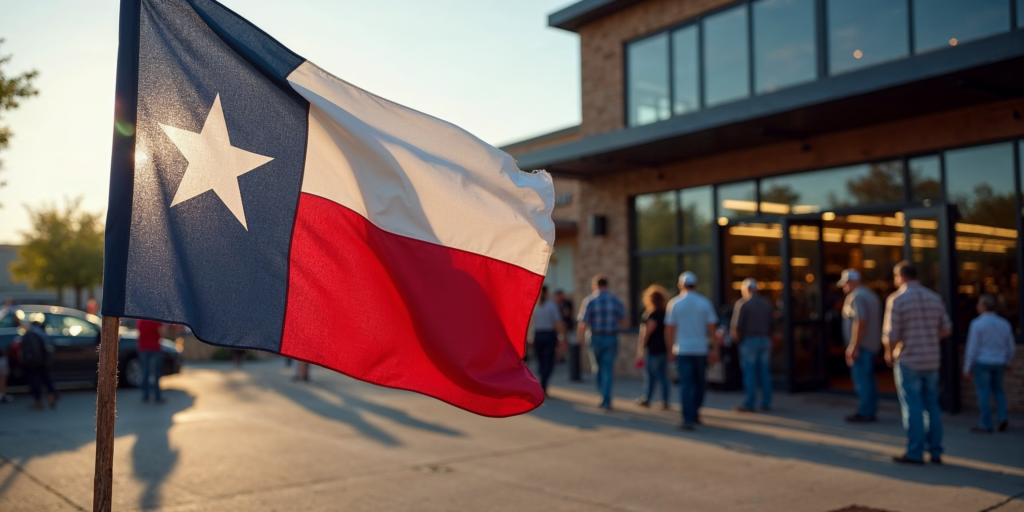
left=531, top=261, right=1016, bottom=464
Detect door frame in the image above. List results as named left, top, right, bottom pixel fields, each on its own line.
left=782, top=217, right=829, bottom=392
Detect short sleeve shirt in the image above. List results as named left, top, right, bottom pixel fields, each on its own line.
left=533, top=299, right=563, bottom=332
left=665, top=291, right=718, bottom=355
left=842, top=286, right=883, bottom=353
left=136, top=320, right=163, bottom=352
left=578, top=291, right=626, bottom=334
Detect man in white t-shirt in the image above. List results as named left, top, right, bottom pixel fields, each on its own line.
left=665, top=271, right=719, bottom=430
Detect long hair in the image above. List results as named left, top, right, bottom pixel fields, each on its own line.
left=642, top=284, right=668, bottom=314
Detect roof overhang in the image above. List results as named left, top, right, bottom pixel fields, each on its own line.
left=516, top=31, right=1024, bottom=177
left=549, top=0, right=642, bottom=32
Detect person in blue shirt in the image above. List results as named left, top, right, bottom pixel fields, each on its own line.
left=665, top=272, right=719, bottom=430
left=963, top=294, right=1016, bottom=433
left=577, top=275, right=627, bottom=411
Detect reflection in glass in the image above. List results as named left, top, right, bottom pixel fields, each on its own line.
left=672, top=25, right=700, bottom=115
left=792, top=324, right=827, bottom=382
left=635, top=191, right=677, bottom=250
left=704, top=5, right=750, bottom=107
left=753, top=0, right=817, bottom=94
left=945, top=142, right=1019, bottom=334
left=723, top=222, right=783, bottom=306
left=681, top=186, right=714, bottom=246
left=637, top=254, right=679, bottom=315
left=683, top=252, right=714, bottom=298
left=1020, top=0, right=1024, bottom=29
left=914, top=0, right=1010, bottom=54
left=908, top=217, right=941, bottom=293
left=909, top=155, right=942, bottom=203
left=627, top=33, right=670, bottom=127
left=789, top=224, right=821, bottom=321
left=759, top=161, right=904, bottom=214
left=827, top=0, right=909, bottom=75
left=717, top=181, right=758, bottom=220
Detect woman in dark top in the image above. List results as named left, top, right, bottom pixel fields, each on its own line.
left=635, top=285, right=670, bottom=408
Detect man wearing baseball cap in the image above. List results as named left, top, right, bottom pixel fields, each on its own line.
left=838, top=269, right=883, bottom=423
left=664, top=271, right=719, bottom=430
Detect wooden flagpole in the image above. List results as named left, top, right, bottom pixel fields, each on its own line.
left=94, top=0, right=139, bottom=509
left=93, top=316, right=120, bottom=512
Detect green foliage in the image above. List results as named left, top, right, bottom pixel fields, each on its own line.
left=9, top=198, right=104, bottom=309
left=0, top=38, right=40, bottom=205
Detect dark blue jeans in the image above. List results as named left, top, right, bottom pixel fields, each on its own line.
left=973, top=363, right=1007, bottom=431
left=25, top=366, right=57, bottom=403
left=590, top=335, right=618, bottom=408
left=677, top=355, right=707, bottom=426
left=533, top=331, right=558, bottom=392
left=139, top=351, right=164, bottom=401
left=740, top=336, right=772, bottom=409
left=850, top=348, right=878, bottom=418
left=894, top=363, right=943, bottom=461
left=643, top=353, right=669, bottom=403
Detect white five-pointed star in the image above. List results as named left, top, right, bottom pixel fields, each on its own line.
left=160, top=94, right=274, bottom=230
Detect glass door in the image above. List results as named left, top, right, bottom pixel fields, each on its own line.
left=783, top=218, right=828, bottom=391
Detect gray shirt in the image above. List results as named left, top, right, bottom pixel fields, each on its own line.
left=963, top=312, right=1016, bottom=372
left=533, top=299, right=563, bottom=332
left=731, top=294, right=774, bottom=341
left=842, top=286, right=883, bottom=353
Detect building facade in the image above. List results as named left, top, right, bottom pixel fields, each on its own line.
left=505, top=0, right=1024, bottom=412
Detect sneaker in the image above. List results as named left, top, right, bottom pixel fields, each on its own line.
left=154, top=398, right=166, bottom=404
left=845, top=414, right=876, bottom=423
left=661, top=401, right=670, bottom=411
left=969, top=426, right=993, bottom=434
left=733, top=405, right=756, bottom=413
left=892, top=455, right=924, bottom=465
left=930, top=455, right=943, bottom=465
left=694, top=416, right=703, bottom=425
left=678, top=423, right=695, bottom=431
left=635, top=398, right=650, bottom=407
left=997, top=420, right=1009, bottom=432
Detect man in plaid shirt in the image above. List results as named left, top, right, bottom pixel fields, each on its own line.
left=883, top=261, right=953, bottom=465
left=577, top=275, right=627, bottom=410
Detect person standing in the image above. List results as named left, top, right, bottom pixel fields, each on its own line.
left=577, top=275, right=627, bottom=411
left=963, top=294, right=1015, bottom=433
left=883, top=261, right=952, bottom=465
left=136, top=319, right=166, bottom=404
left=665, top=272, right=719, bottom=430
left=635, top=285, right=670, bottom=409
left=533, top=286, right=567, bottom=394
left=838, top=269, right=883, bottom=423
left=18, top=317, right=58, bottom=410
left=555, top=289, right=582, bottom=382
left=731, top=278, right=774, bottom=413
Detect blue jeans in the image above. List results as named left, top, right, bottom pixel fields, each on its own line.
left=590, top=335, right=618, bottom=408
left=139, top=351, right=164, bottom=401
left=25, top=366, right=57, bottom=403
left=894, top=363, right=943, bottom=461
left=973, top=363, right=1007, bottom=431
left=643, top=353, right=669, bottom=403
left=740, top=336, right=772, bottom=409
left=850, top=348, right=878, bottom=418
left=677, top=355, right=707, bottom=426
left=533, top=332, right=558, bottom=393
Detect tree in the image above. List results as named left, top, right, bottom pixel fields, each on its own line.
left=9, top=198, right=104, bottom=309
left=0, top=38, right=40, bottom=207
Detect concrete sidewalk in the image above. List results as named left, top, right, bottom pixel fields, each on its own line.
left=0, top=360, right=1020, bottom=512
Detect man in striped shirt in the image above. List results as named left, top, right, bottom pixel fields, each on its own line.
left=883, top=261, right=953, bottom=465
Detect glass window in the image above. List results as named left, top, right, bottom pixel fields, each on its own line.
left=627, top=33, right=670, bottom=127
left=914, top=0, right=1010, bottom=54
left=672, top=25, right=700, bottom=115
left=717, top=181, right=758, bottom=220
left=683, top=252, right=714, bottom=299
left=723, top=222, right=783, bottom=306
left=1019, top=0, right=1024, bottom=29
left=681, top=186, right=714, bottom=246
left=635, top=191, right=677, bottom=250
left=827, top=0, right=909, bottom=75
left=0, top=314, right=15, bottom=329
left=945, top=142, right=1019, bottom=334
left=909, top=155, right=942, bottom=203
left=753, top=0, right=817, bottom=94
left=637, top=254, right=679, bottom=314
left=46, top=315, right=99, bottom=337
left=760, top=160, right=904, bottom=214
left=704, top=5, right=750, bottom=107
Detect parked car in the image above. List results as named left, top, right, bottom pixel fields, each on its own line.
left=0, top=305, right=183, bottom=389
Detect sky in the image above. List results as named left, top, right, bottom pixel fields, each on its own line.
left=0, top=0, right=580, bottom=243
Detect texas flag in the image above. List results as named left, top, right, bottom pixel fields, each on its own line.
left=102, top=0, right=555, bottom=416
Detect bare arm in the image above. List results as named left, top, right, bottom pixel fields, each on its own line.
left=636, top=319, right=652, bottom=359
left=577, top=321, right=587, bottom=345
left=664, top=324, right=676, bottom=361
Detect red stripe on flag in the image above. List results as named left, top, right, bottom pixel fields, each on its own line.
left=281, top=193, right=545, bottom=417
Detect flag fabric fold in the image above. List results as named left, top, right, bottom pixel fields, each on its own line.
left=103, top=0, right=555, bottom=417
